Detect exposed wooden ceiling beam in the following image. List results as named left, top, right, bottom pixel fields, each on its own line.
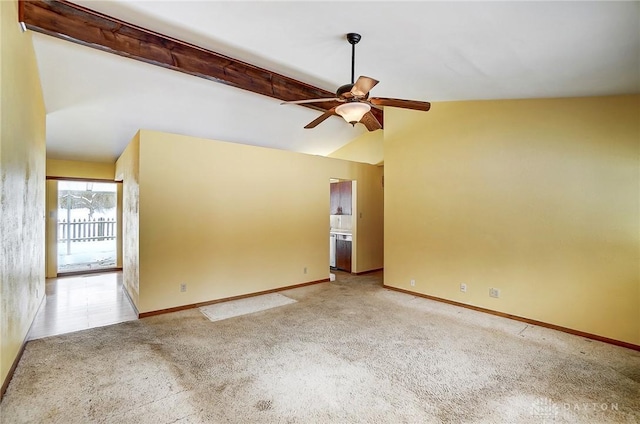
left=18, top=0, right=384, bottom=127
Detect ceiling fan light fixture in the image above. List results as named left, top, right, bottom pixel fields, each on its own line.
left=335, top=102, right=371, bottom=125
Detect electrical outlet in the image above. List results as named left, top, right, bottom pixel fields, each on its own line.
left=410, top=279, right=416, bottom=287
left=460, top=283, right=467, bottom=293
left=180, top=283, right=187, bottom=293
left=304, top=267, right=307, bottom=274
left=489, top=287, right=500, bottom=298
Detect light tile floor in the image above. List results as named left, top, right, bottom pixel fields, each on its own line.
left=29, top=271, right=137, bottom=340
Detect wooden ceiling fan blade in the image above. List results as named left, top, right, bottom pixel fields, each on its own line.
left=351, top=76, right=379, bottom=97
left=359, top=111, right=382, bottom=131
left=304, top=107, right=337, bottom=129
left=369, top=97, right=431, bottom=111
left=281, top=97, right=340, bottom=105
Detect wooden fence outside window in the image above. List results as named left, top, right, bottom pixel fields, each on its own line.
left=58, top=218, right=116, bottom=243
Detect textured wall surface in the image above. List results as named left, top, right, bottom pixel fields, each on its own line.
left=0, top=0, right=47, bottom=387
left=115, top=133, right=140, bottom=309
left=384, top=95, right=640, bottom=345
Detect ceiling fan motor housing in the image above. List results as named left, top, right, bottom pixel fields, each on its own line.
left=336, top=83, right=370, bottom=100
left=336, top=84, right=354, bottom=98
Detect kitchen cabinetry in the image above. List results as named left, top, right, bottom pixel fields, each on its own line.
left=330, top=183, right=341, bottom=215
left=330, top=181, right=352, bottom=215
left=336, top=237, right=352, bottom=272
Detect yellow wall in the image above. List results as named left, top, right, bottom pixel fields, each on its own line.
left=328, top=130, right=384, bottom=165
left=0, top=0, right=46, bottom=388
left=352, top=173, right=385, bottom=273
left=115, top=133, right=141, bottom=309
left=45, top=180, right=58, bottom=277
left=44, top=159, right=122, bottom=277
left=384, top=95, right=640, bottom=345
left=46, top=159, right=115, bottom=180
left=117, top=130, right=384, bottom=313
left=116, top=185, right=123, bottom=269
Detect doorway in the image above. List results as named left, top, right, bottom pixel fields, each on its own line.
left=57, top=180, right=118, bottom=274
left=330, top=179, right=354, bottom=273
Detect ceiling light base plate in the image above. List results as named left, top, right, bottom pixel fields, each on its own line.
left=346, top=33, right=361, bottom=45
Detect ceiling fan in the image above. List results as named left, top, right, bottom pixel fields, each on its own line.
left=282, top=33, right=431, bottom=131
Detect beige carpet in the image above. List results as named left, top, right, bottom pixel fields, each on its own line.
left=1, top=272, right=639, bottom=423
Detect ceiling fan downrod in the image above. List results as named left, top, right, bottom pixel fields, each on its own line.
left=347, top=33, right=361, bottom=85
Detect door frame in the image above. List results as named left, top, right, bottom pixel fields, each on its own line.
left=45, top=177, right=123, bottom=277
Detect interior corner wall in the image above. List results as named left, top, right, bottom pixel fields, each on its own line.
left=45, top=180, right=58, bottom=278
left=115, top=132, right=140, bottom=309
left=383, top=95, right=640, bottom=345
left=328, top=130, right=384, bottom=165
left=0, top=0, right=47, bottom=390
left=116, top=184, right=123, bottom=269
left=128, top=130, right=383, bottom=314
left=354, top=167, right=384, bottom=273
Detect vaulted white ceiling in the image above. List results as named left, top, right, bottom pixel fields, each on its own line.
left=31, top=1, right=640, bottom=163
